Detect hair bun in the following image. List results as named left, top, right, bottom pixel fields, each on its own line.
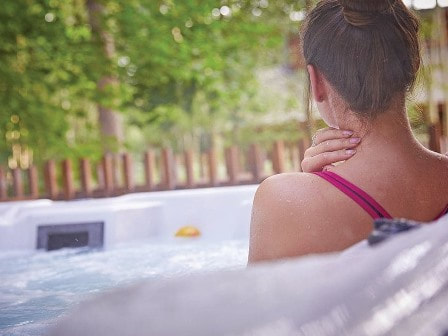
left=339, top=0, right=398, bottom=27
left=339, top=0, right=397, bottom=13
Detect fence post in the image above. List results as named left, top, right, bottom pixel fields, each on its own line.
left=112, top=154, right=120, bottom=189
left=302, top=135, right=312, bottom=152
left=199, top=152, right=205, bottom=179
left=143, top=150, right=155, bottom=190
left=44, top=160, right=58, bottom=200
left=62, top=159, right=75, bottom=200
left=297, top=138, right=307, bottom=172
left=12, top=168, right=23, bottom=199
left=441, top=136, right=448, bottom=155
left=249, top=144, right=263, bottom=183
left=0, top=166, right=7, bottom=200
left=288, top=145, right=299, bottom=172
left=122, top=153, right=134, bottom=192
left=225, top=146, right=239, bottom=185
left=162, top=148, right=175, bottom=190
left=96, top=161, right=104, bottom=191
left=184, top=150, right=194, bottom=188
left=102, top=154, right=114, bottom=196
left=80, top=158, right=92, bottom=197
left=28, top=165, right=39, bottom=199
left=207, top=148, right=219, bottom=187
left=272, top=140, right=286, bottom=174
left=428, top=123, right=442, bottom=153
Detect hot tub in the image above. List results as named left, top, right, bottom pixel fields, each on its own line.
left=0, top=185, right=257, bottom=335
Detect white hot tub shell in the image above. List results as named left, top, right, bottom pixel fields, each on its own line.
left=0, top=185, right=258, bottom=251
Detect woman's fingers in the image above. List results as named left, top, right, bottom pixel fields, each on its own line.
left=305, top=137, right=360, bottom=158
left=312, top=128, right=353, bottom=146
left=302, top=149, right=357, bottom=173
left=301, top=128, right=360, bottom=173
left=322, top=164, right=334, bottom=172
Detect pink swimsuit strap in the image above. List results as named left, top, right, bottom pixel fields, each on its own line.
left=313, top=171, right=448, bottom=221
left=313, top=171, right=392, bottom=219
left=434, top=203, right=448, bottom=220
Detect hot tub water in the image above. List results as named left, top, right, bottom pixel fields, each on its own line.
left=0, top=239, right=249, bottom=336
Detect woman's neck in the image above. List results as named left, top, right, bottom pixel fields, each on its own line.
left=334, top=106, right=430, bottom=175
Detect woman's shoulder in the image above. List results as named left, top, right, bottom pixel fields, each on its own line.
left=253, top=172, right=327, bottom=219
left=248, top=171, right=373, bottom=263
left=249, top=172, right=342, bottom=263
left=253, top=172, right=338, bottom=226
left=256, top=172, right=322, bottom=199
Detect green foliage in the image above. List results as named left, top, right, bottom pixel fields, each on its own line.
left=0, top=0, right=105, bottom=164
left=113, top=0, right=307, bottom=151
left=0, top=0, right=310, bottom=166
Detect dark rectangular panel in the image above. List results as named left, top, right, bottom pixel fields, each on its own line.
left=37, top=222, right=104, bottom=251
left=47, top=231, right=89, bottom=251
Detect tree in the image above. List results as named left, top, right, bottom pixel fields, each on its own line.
left=0, top=0, right=105, bottom=165
left=0, top=0, right=309, bottom=166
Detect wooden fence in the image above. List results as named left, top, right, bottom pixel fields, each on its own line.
left=0, top=139, right=311, bottom=202
left=0, top=125, right=444, bottom=203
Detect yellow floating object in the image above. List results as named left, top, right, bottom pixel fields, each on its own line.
left=175, top=226, right=201, bottom=238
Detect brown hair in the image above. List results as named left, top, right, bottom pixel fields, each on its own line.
left=301, top=0, right=421, bottom=116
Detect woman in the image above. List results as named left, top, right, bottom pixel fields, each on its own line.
left=248, top=0, right=448, bottom=263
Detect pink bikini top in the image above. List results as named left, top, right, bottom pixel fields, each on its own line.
left=313, top=171, right=448, bottom=220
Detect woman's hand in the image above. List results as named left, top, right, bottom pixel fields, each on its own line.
left=301, top=128, right=361, bottom=173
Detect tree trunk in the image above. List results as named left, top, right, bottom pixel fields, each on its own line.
left=437, top=7, right=448, bottom=151
left=302, top=0, right=315, bottom=141
left=426, top=11, right=440, bottom=125
left=86, top=0, right=123, bottom=151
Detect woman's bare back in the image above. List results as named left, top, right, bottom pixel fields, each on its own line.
left=248, top=145, right=448, bottom=264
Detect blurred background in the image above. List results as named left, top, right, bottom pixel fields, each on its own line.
left=0, top=0, right=448, bottom=199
